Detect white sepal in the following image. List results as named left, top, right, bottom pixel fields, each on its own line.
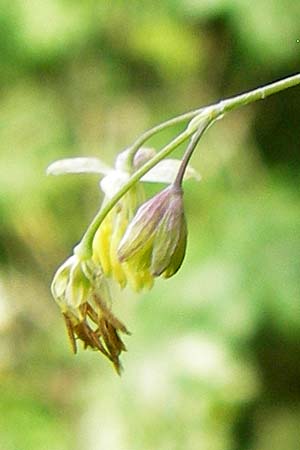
left=100, top=170, right=130, bottom=198
left=141, top=159, right=201, bottom=183
left=46, top=157, right=111, bottom=176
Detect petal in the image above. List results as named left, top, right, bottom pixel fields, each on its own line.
left=115, top=149, right=131, bottom=171
left=46, top=157, right=111, bottom=176
left=100, top=171, right=130, bottom=198
left=117, top=188, right=172, bottom=261
left=141, top=159, right=200, bottom=183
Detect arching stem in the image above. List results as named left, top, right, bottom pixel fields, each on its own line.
left=76, top=73, right=300, bottom=259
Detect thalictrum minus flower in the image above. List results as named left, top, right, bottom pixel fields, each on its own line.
left=51, top=255, right=129, bottom=374
left=118, top=184, right=187, bottom=278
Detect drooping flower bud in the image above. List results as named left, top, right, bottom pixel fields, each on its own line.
left=118, top=185, right=187, bottom=278
left=51, top=255, right=129, bottom=373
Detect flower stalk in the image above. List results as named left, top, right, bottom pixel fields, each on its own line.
left=76, top=73, right=300, bottom=260
left=125, top=109, right=202, bottom=169
left=173, top=119, right=211, bottom=189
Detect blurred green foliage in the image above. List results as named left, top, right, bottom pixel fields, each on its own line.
left=0, top=1, right=300, bottom=450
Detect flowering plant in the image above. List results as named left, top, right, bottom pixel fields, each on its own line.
left=48, top=74, right=300, bottom=373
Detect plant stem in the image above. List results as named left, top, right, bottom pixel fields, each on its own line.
left=126, top=73, right=300, bottom=168
left=76, top=72, right=300, bottom=259
left=125, top=109, right=202, bottom=169
left=174, top=119, right=211, bottom=188
left=220, top=73, right=300, bottom=114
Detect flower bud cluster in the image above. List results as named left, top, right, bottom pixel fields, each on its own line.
left=49, top=147, right=193, bottom=371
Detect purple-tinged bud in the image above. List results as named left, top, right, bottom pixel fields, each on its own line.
left=118, top=185, right=187, bottom=278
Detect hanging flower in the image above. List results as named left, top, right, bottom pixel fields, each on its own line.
left=48, top=143, right=199, bottom=369
left=51, top=255, right=129, bottom=374
left=118, top=185, right=187, bottom=278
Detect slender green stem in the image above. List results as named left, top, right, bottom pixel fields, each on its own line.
left=174, top=119, right=211, bottom=189
left=126, top=73, right=300, bottom=168
left=75, top=72, right=300, bottom=259
left=125, top=109, right=202, bottom=169
left=220, top=73, right=300, bottom=113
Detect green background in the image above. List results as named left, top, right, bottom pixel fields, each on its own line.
left=0, top=1, right=300, bottom=449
